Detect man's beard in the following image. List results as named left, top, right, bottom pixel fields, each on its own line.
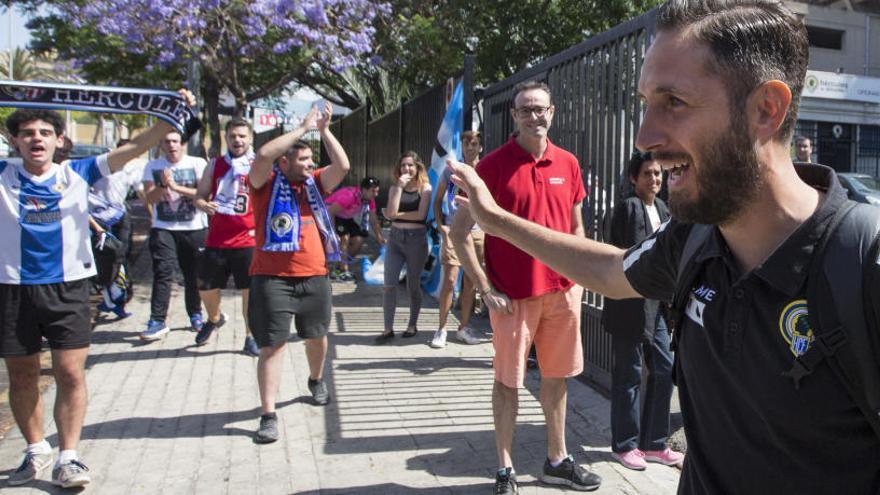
left=665, top=114, right=763, bottom=226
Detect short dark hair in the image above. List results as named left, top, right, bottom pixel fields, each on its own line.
left=360, top=176, right=380, bottom=189
left=656, top=0, right=808, bottom=142
left=286, top=141, right=312, bottom=157
left=225, top=117, right=252, bottom=133
left=116, top=138, right=130, bottom=148
left=461, top=130, right=481, bottom=143
left=627, top=150, right=651, bottom=180
left=794, top=135, right=811, bottom=145
left=511, top=81, right=552, bottom=106
left=54, top=136, right=73, bottom=163
left=6, top=109, right=65, bottom=136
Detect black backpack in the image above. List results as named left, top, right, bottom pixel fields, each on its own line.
left=668, top=201, right=880, bottom=440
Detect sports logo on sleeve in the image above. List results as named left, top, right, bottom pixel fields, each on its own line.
left=778, top=299, right=814, bottom=356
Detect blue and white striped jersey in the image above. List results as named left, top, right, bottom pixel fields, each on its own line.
left=0, top=155, right=110, bottom=284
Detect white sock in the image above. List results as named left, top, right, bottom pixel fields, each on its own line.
left=56, top=449, right=77, bottom=467
left=549, top=456, right=566, bottom=468
left=26, top=440, right=51, bottom=454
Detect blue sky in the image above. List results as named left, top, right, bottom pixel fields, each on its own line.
left=1, top=5, right=35, bottom=51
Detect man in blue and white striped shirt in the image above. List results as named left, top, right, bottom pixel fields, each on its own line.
left=1, top=93, right=192, bottom=488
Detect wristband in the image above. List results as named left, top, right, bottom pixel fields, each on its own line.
left=479, top=287, right=493, bottom=297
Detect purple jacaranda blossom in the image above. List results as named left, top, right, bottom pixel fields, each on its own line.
left=59, top=0, right=386, bottom=71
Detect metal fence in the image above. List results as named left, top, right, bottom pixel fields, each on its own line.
left=321, top=77, right=467, bottom=206
left=482, top=10, right=658, bottom=391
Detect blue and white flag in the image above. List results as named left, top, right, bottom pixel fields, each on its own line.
left=421, top=81, right=464, bottom=298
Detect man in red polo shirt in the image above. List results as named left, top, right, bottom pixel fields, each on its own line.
left=451, top=81, right=601, bottom=494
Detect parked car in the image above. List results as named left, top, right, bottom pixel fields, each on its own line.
left=70, top=143, right=111, bottom=159
left=838, top=173, right=880, bottom=206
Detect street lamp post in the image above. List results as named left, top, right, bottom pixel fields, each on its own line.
left=6, top=1, right=13, bottom=80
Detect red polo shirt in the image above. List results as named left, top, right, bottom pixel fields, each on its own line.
left=478, top=137, right=585, bottom=299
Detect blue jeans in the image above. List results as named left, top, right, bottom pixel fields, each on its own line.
left=610, top=315, right=674, bottom=453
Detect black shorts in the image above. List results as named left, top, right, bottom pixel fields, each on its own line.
left=335, top=217, right=368, bottom=238
left=248, top=275, right=331, bottom=347
left=197, top=247, right=254, bottom=290
left=0, top=280, right=92, bottom=356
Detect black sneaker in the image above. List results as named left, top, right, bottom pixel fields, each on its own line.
left=195, top=313, right=227, bottom=346
left=494, top=467, right=517, bottom=494
left=254, top=413, right=278, bottom=444
left=540, top=455, right=601, bottom=491
left=308, top=378, right=330, bottom=405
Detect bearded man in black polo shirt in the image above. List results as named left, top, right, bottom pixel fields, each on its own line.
left=447, top=0, right=880, bottom=493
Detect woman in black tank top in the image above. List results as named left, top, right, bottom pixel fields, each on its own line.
left=376, top=151, right=432, bottom=343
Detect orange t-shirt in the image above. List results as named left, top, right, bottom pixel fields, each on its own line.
left=249, top=168, right=329, bottom=277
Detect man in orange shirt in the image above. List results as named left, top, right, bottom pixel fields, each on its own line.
left=247, top=103, right=350, bottom=443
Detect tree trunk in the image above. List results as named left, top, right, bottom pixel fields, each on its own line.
left=203, top=74, right=222, bottom=158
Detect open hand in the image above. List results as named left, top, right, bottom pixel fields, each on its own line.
left=315, top=101, right=333, bottom=132
left=300, top=106, right=320, bottom=130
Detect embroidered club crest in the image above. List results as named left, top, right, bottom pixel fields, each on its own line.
left=270, top=212, right=293, bottom=237
left=778, top=299, right=814, bottom=356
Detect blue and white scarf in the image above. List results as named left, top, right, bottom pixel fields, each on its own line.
left=263, top=169, right=341, bottom=261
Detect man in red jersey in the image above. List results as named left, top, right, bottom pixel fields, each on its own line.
left=193, top=117, right=259, bottom=355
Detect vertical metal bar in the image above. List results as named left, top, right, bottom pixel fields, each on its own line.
left=463, top=55, right=475, bottom=132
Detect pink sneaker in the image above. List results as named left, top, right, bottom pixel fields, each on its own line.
left=642, top=447, right=684, bottom=467
left=612, top=449, right=647, bottom=471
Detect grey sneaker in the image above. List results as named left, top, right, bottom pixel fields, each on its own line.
left=308, top=378, right=330, bottom=405
left=494, top=467, right=518, bottom=494
left=540, top=455, right=601, bottom=491
left=8, top=450, right=53, bottom=486
left=254, top=414, right=278, bottom=444
left=51, top=459, right=90, bottom=488
left=456, top=326, right=480, bottom=345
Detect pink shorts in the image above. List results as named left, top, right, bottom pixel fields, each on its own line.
left=489, top=285, right=584, bottom=388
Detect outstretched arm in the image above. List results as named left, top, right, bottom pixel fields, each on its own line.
left=448, top=159, right=639, bottom=300
left=106, top=89, right=196, bottom=172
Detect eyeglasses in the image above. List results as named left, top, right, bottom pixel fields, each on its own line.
left=513, top=106, right=551, bottom=118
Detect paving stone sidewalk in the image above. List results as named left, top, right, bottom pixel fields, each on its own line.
left=0, top=245, right=681, bottom=494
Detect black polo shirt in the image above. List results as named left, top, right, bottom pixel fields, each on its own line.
left=623, top=165, right=880, bottom=494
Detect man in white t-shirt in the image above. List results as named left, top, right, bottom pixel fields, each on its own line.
left=0, top=95, right=193, bottom=488
left=141, top=131, right=209, bottom=340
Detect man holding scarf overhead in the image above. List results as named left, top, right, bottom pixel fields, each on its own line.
left=1, top=89, right=196, bottom=488
left=247, top=102, right=350, bottom=444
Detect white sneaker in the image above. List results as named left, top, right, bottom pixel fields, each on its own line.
left=430, top=329, right=447, bottom=348
left=456, top=326, right=481, bottom=345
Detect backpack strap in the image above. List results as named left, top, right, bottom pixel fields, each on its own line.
left=668, top=224, right=712, bottom=352
left=782, top=201, right=880, bottom=440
